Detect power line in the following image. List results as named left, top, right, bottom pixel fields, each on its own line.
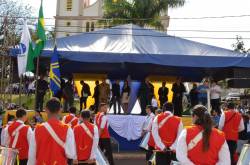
left=1, top=14, right=250, bottom=20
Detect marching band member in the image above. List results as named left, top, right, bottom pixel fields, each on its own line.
left=62, top=107, right=79, bottom=128
left=1, top=115, right=15, bottom=146
left=7, top=109, right=32, bottom=165
left=152, top=103, right=183, bottom=165
left=74, top=110, right=99, bottom=165
left=218, top=102, right=244, bottom=165
left=141, top=105, right=155, bottom=163
left=176, top=105, right=230, bottom=165
left=28, top=98, right=76, bottom=165
left=95, top=103, right=114, bottom=165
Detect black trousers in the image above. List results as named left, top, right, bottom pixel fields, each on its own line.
left=155, top=151, right=176, bottom=165
left=99, top=138, right=114, bottom=165
left=173, top=97, right=183, bottom=117
left=80, top=97, right=88, bottom=110
left=16, top=159, right=28, bottom=165
left=94, top=97, right=99, bottom=113
left=110, top=96, right=121, bottom=114
left=227, top=140, right=237, bottom=165
left=35, top=93, right=45, bottom=112
left=159, top=98, right=168, bottom=108
left=146, top=146, right=154, bottom=161
left=211, top=98, right=221, bottom=115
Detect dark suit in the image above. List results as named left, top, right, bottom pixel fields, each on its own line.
left=138, top=82, right=154, bottom=115
left=80, top=83, right=91, bottom=110
left=171, top=83, right=186, bottom=117
left=158, top=87, right=169, bottom=107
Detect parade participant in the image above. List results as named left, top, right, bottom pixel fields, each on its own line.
left=141, top=105, right=155, bottom=163
left=74, top=110, right=99, bottom=165
left=152, top=103, right=183, bottom=165
left=28, top=98, right=76, bottom=165
left=62, top=107, right=79, bottom=128
left=7, top=109, right=32, bottom=165
left=177, top=105, right=230, bottom=165
left=1, top=115, right=15, bottom=146
left=95, top=103, right=114, bottom=165
left=218, top=102, right=244, bottom=165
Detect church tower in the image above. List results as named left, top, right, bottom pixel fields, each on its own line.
left=55, top=0, right=104, bottom=38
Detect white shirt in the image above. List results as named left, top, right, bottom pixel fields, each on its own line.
left=152, top=111, right=183, bottom=151
left=142, top=113, right=155, bottom=132
left=176, top=129, right=231, bottom=165
left=99, top=113, right=109, bottom=129
left=151, top=98, right=158, bottom=108
left=218, top=111, right=245, bottom=132
left=1, top=121, right=13, bottom=146
left=5, top=120, right=33, bottom=148
left=210, top=85, right=222, bottom=100
left=90, top=125, right=99, bottom=160
left=27, top=124, right=76, bottom=165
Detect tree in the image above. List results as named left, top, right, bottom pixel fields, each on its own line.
left=0, top=0, right=34, bottom=46
left=102, top=0, right=185, bottom=29
left=232, top=35, right=250, bottom=53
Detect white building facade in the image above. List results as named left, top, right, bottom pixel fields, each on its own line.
left=55, top=0, right=170, bottom=38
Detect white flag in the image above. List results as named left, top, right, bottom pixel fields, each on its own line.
left=17, top=20, right=31, bottom=77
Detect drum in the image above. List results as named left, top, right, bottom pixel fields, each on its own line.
left=96, top=147, right=110, bottom=165
left=139, top=132, right=150, bottom=150
left=237, top=144, right=250, bottom=165
left=0, top=147, right=18, bottom=165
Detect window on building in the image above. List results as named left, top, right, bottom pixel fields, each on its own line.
left=91, top=22, right=95, bottom=31
left=66, top=0, right=72, bottom=11
left=86, top=22, right=90, bottom=32
left=66, top=22, right=71, bottom=26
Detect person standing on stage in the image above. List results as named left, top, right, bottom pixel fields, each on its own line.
left=99, top=79, right=111, bottom=104
left=80, top=81, right=91, bottom=111
left=28, top=98, right=76, bottom=165
left=6, top=109, right=32, bottom=165
left=218, top=102, right=244, bottom=165
left=74, top=110, right=99, bottom=165
left=138, top=78, right=154, bottom=115
left=111, top=80, right=121, bottom=115
left=62, top=107, right=79, bottom=128
left=35, top=75, right=49, bottom=112
left=171, top=77, right=186, bottom=117
left=93, top=80, right=100, bottom=113
left=189, top=83, right=199, bottom=108
left=158, top=82, right=169, bottom=108
left=152, top=103, right=183, bottom=165
left=141, top=105, right=155, bottom=164
left=197, top=80, right=209, bottom=106
left=63, top=77, right=74, bottom=112
left=95, top=103, right=114, bottom=165
left=177, top=105, right=230, bottom=165
left=121, top=80, right=130, bottom=114
left=210, top=80, right=222, bottom=115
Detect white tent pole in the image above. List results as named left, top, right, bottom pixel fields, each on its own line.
left=207, top=77, right=212, bottom=113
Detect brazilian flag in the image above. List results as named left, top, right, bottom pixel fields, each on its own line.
left=49, top=46, right=61, bottom=96
left=26, top=0, right=46, bottom=72
left=34, top=0, right=46, bottom=57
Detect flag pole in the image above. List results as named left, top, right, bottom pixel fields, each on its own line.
left=34, top=57, right=40, bottom=111
left=19, top=75, right=22, bottom=106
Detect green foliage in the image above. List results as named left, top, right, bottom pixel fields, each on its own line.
left=232, top=35, right=250, bottom=53
left=103, top=0, right=185, bottom=29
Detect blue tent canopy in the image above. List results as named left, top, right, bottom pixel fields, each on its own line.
left=12, top=24, right=250, bottom=80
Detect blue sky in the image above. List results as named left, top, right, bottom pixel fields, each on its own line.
left=24, top=0, right=250, bottom=50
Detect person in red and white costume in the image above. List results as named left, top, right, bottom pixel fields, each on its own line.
left=176, top=105, right=230, bottom=165
left=95, top=103, right=114, bottom=165
left=27, top=98, right=76, bottom=165
left=141, top=105, right=155, bottom=163
left=1, top=115, right=15, bottom=147
left=74, top=110, right=99, bottom=165
left=7, top=109, right=32, bottom=165
left=152, top=102, right=183, bottom=165
left=62, top=106, right=79, bottom=128
left=218, top=102, right=244, bottom=165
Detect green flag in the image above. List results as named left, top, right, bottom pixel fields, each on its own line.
left=26, top=0, right=46, bottom=72
left=33, top=0, right=46, bottom=57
